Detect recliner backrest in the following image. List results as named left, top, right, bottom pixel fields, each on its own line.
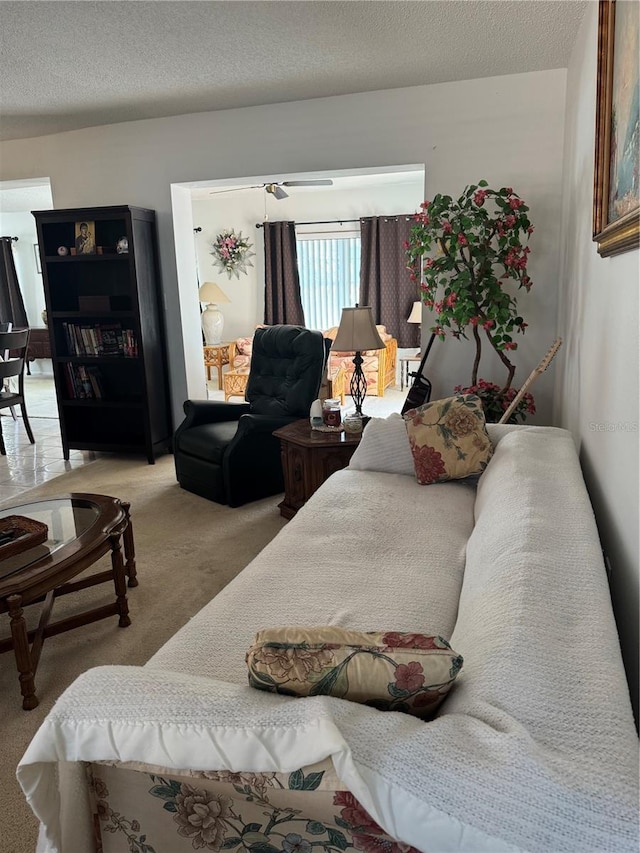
left=246, top=325, right=325, bottom=418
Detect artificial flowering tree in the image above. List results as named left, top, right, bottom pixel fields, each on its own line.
left=405, top=180, right=536, bottom=422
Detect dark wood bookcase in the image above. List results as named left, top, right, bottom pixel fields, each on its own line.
left=33, top=205, right=171, bottom=463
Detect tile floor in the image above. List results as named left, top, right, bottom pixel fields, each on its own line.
left=1, top=366, right=407, bottom=505
left=0, top=367, right=102, bottom=504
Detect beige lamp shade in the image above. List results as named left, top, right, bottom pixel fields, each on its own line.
left=332, top=306, right=385, bottom=352
left=199, top=281, right=230, bottom=304
left=407, top=301, right=422, bottom=324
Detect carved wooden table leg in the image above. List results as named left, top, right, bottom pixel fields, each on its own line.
left=110, top=534, right=131, bottom=628
left=120, top=500, right=138, bottom=587
left=7, top=594, right=38, bottom=710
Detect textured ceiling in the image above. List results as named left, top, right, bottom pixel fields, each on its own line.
left=0, top=0, right=588, bottom=143
left=0, top=179, right=53, bottom=213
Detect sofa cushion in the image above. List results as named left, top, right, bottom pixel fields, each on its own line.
left=247, top=627, right=463, bottom=719
left=149, top=469, right=476, bottom=683
left=404, top=394, right=493, bottom=484
left=349, top=413, right=415, bottom=476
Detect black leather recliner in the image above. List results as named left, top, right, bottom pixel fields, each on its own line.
left=174, top=325, right=327, bottom=506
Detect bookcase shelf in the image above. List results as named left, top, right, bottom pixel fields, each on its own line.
left=33, top=205, right=172, bottom=463
left=44, top=255, right=129, bottom=263
left=60, top=400, right=144, bottom=409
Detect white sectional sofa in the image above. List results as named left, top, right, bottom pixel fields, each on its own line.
left=18, top=421, right=639, bottom=853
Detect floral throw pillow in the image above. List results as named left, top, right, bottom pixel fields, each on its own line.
left=246, top=626, right=463, bottom=719
left=403, top=394, right=493, bottom=484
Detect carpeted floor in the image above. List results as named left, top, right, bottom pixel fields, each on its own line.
left=0, top=455, right=286, bottom=853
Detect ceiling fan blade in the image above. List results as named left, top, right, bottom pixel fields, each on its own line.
left=209, top=179, right=331, bottom=198
left=282, top=180, right=333, bottom=187
left=209, top=185, right=262, bottom=195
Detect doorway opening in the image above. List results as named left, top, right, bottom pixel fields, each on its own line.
left=170, top=164, right=425, bottom=404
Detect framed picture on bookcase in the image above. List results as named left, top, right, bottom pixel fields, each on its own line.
left=74, top=220, right=96, bottom=255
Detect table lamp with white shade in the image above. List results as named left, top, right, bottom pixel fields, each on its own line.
left=199, top=281, right=230, bottom=345
left=332, top=305, right=385, bottom=420
left=407, top=300, right=422, bottom=357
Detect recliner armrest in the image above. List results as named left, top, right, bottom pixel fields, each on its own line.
left=235, top=413, right=299, bottom=436
left=180, top=399, right=251, bottom=429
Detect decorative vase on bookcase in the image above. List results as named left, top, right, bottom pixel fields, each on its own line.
left=33, top=205, right=172, bottom=463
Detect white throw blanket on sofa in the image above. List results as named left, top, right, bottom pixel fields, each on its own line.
left=18, top=428, right=639, bottom=853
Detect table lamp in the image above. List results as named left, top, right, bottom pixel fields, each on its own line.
left=199, top=281, right=230, bottom=345
left=407, top=301, right=422, bottom=357
left=332, top=305, right=385, bottom=419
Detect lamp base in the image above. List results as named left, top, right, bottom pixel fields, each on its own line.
left=349, top=352, right=368, bottom=418
left=201, top=303, right=224, bottom=345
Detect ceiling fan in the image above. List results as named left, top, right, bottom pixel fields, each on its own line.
left=209, top=180, right=333, bottom=200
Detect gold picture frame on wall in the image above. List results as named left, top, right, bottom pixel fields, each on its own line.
left=593, top=0, right=640, bottom=257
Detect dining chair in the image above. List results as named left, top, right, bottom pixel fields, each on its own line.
left=0, top=321, right=17, bottom=421
left=0, top=328, right=35, bottom=454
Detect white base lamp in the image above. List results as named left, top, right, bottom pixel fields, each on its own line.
left=199, top=281, right=230, bottom=345
left=332, top=305, right=385, bottom=421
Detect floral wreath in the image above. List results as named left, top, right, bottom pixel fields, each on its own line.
left=210, top=228, right=255, bottom=279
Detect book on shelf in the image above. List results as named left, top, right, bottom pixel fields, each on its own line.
left=63, top=363, right=105, bottom=399
left=61, top=322, right=138, bottom=357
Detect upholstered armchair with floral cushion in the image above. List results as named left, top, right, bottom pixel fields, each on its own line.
left=227, top=333, right=255, bottom=370
left=324, top=324, right=397, bottom=396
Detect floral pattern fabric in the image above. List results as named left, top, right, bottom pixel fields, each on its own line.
left=246, top=627, right=463, bottom=719
left=86, top=759, right=423, bottom=853
left=403, top=394, right=493, bottom=485
left=324, top=325, right=397, bottom=396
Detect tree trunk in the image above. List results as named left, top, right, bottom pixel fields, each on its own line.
left=471, top=324, right=482, bottom=385
left=484, top=329, right=516, bottom=390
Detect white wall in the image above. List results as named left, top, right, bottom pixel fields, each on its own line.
left=0, top=68, right=567, bottom=428
left=0, top=211, right=44, bottom=326
left=192, top=177, right=424, bottom=345
left=555, top=3, right=639, bottom=721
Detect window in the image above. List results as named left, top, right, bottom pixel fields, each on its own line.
left=296, top=235, right=361, bottom=331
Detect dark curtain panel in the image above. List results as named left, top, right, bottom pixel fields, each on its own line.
left=263, top=221, right=305, bottom=326
left=0, top=237, right=28, bottom=328
left=359, top=216, right=419, bottom=348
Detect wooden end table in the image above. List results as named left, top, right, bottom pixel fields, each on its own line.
left=203, top=343, right=230, bottom=390
left=273, top=419, right=362, bottom=519
left=399, top=353, right=422, bottom=390
left=0, top=493, right=137, bottom=710
left=25, top=327, right=52, bottom=375
left=224, top=367, right=250, bottom=401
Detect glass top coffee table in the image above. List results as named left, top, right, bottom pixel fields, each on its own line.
left=0, top=493, right=137, bottom=709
